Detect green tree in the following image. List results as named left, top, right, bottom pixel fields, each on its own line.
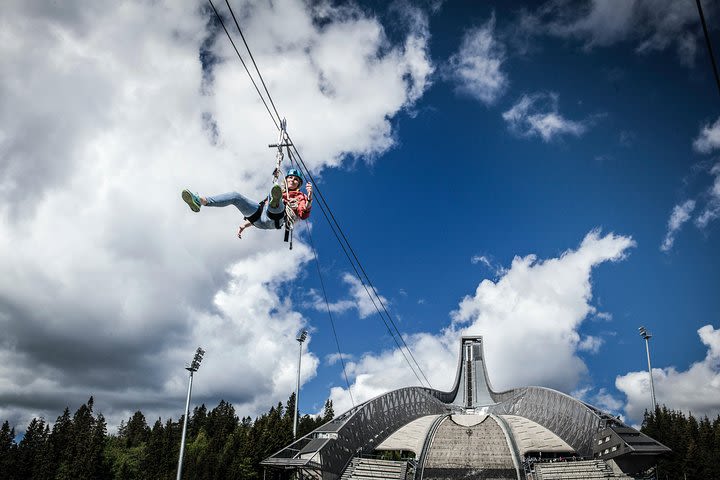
left=0, top=420, right=16, bottom=479
left=120, top=411, right=150, bottom=448
left=47, top=407, right=72, bottom=479
left=322, top=399, right=334, bottom=422
left=141, top=418, right=170, bottom=480
left=16, top=418, right=50, bottom=480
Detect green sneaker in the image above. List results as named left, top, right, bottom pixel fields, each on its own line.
left=182, top=189, right=201, bottom=212
left=269, top=184, right=282, bottom=209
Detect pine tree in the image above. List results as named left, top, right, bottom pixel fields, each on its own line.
left=16, top=418, right=50, bottom=480
left=323, top=399, right=335, bottom=422
left=122, top=411, right=150, bottom=448
left=48, top=407, right=72, bottom=479
left=141, top=418, right=167, bottom=480
left=189, top=404, right=208, bottom=439
left=0, top=420, right=16, bottom=480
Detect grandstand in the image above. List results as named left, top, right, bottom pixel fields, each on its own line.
left=532, top=459, right=634, bottom=479
left=262, top=336, right=669, bottom=479
left=340, top=457, right=409, bottom=480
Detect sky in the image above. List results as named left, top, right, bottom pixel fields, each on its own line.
left=1, top=0, right=720, bottom=436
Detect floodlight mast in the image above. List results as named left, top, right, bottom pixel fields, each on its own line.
left=177, top=347, right=205, bottom=480
left=638, top=327, right=657, bottom=411
left=293, top=331, right=308, bottom=439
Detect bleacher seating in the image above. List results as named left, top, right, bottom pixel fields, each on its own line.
left=533, top=459, right=634, bottom=479
left=340, top=457, right=408, bottom=480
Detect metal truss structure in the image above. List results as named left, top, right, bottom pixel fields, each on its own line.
left=262, top=336, right=669, bottom=479
left=262, top=387, right=448, bottom=479
left=489, top=387, right=601, bottom=457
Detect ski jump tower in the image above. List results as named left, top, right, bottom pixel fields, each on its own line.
left=262, top=336, right=669, bottom=479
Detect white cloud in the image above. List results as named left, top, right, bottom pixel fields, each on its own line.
left=471, top=254, right=506, bottom=277
left=573, top=386, right=623, bottom=414
left=693, top=117, right=720, bottom=154
left=594, top=312, right=613, bottom=322
left=578, top=335, right=604, bottom=354
left=326, top=352, right=353, bottom=366
left=616, top=324, right=720, bottom=422
left=593, top=388, right=624, bottom=412
left=502, top=93, right=587, bottom=142
left=695, top=164, right=720, bottom=228
left=660, top=199, right=696, bottom=252
left=310, top=273, right=389, bottom=319
left=661, top=160, right=720, bottom=250
left=0, top=0, right=433, bottom=431
left=471, top=255, right=492, bottom=268
left=445, top=15, right=508, bottom=105
left=519, top=0, right=707, bottom=65
left=329, top=230, right=635, bottom=414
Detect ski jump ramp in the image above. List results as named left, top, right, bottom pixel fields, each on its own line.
left=262, top=336, right=669, bottom=479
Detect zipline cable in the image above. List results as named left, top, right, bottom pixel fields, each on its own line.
left=287, top=145, right=433, bottom=389
left=206, top=0, right=279, bottom=130
left=224, top=0, right=283, bottom=124
left=303, top=221, right=355, bottom=408
left=207, top=0, right=424, bottom=390
left=286, top=152, right=428, bottom=388
left=696, top=0, right=720, bottom=98
left=220, top=0, right=431, bottom=388
left=208, top=0, right=432, bottom=389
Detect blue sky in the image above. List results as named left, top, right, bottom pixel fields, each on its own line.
left=1, top=0, right=719, bottom=434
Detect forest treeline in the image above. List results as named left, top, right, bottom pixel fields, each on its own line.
left=2, top=399, right=720, bottom=479
left=0, top=393, right=333, bottom=480
left=641, top=405, right=720, bottom=480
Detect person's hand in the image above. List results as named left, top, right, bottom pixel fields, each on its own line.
left=237, top=225, right=245, bottom=239
left=306, top=182, right=313, bottom=199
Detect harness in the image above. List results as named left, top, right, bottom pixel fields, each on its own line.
left=244, top=199, right=283, bottom=229
left=244, top=196, right=298, bottom=249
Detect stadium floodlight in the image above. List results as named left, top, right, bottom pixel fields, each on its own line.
left=187, top=347, right=205, bottom=372
left=177, top=347, right=205, bottom=480
left=638, top=327, right=657, bottom=411
left=294, top=330, right=308, bottom=439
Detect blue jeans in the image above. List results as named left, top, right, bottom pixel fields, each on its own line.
left=204, top=191, right=284, bottom=230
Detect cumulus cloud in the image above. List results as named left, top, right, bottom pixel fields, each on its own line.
left=328, top=230, right=635, bottom=414
left=616, top=325, right=720, bottom=422
left=444, top=15, right=508, bottom=105
left=308, top=273, right=389, bottom=319
left=593, top=388, right=624, bottom=412
left=502, top=93, right=588, bottom=142
left=0, top=0, right=433, bottom=431
left=326, top=352, right=353, bottom=366
left=518, top=0, right=710, bottom=65
left=578, top=335, right=604, bottom=354
left=660, top=199, right=696, bottom=252
left=694, top=117, right=720, bottom=154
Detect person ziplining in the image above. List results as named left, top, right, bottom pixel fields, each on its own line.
left=181, top=119, right=312, bottom=245
left=181, top=168, right=312, bottom=239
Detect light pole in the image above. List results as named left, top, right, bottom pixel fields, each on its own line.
left=293, top=330, right=308, bottom=439
left=177, top=347, right=205, bottom=480
left=638, top=327, right=657, bottom=411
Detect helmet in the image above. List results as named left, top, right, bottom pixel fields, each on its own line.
left=285, top=168, right=304, bottom=183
